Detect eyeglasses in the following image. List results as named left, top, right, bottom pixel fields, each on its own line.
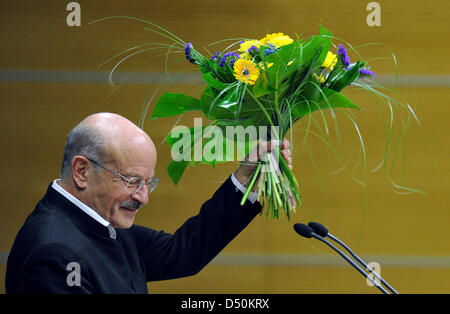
left=85, top=157, right=159, bottom=194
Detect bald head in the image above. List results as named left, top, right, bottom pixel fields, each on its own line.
left=80, top=113, right=148, bottom=143
left=61, top=113, right=156, bottom=182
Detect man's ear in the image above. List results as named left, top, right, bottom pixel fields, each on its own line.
left=72, top=155, right=90, bottom=189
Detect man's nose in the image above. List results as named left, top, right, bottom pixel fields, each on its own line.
left=131, top=185, right=149, bottom=206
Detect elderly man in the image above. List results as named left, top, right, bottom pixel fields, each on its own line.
left=5, top=112, right=291, bottom=293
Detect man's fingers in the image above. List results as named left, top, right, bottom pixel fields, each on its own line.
left=259, top=140, right=278, bottom=155
left=247, top=140, right=275, bottom=162
left=285, top=157, right=292, bottom=169
left=246, top=140, right=292, bottom=164
left=281, top=139, right=290, bottom=150
left=281, top=149, right=291, bottom=159
left=280, top=140, right=293, bottom=169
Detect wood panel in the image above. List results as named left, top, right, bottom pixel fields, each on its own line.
left=0, top=0, right=448, bottom=73
left=0, top=0, right=448, bottom=294
left=1, top=262, right=449, bottom=294
left=147, top=264, right=450, bottom=294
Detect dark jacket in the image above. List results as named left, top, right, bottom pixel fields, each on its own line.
left=6, top=177, right=261, bottom=293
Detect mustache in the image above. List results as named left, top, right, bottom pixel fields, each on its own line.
left=120, top=200, right=142, bottom=210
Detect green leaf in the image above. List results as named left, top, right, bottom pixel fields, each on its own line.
left=200, top=85, right=216, bottom=115
left=300, top=37, right=331, bottom=69
left=319, top=89, right=359, bottom=110
left=202, top=72, right=231, bottom=90
left=167, top=160, right=188, bottom=185
left=263, top=41, right=303, bottom=88
left=292, top=88, right=359, bottom=118
left=328, top=61, right=366, bottom=92
left=166, top=125, right=233, bottom=184
left=201, top=83, right=251, bottom=121
left=166, top=126, right=203, bottom=185
left=319, top=25, right=333, bottom=37
left=199, top=59, right=215, bottom=74
left=252, top=73, right=276, bottom=98
left=151, top=92, right=202, bottom=119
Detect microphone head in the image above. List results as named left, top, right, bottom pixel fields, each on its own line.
left=293, top=223, right=314, bottom=238
left=308, top=221, right=328, bottom=237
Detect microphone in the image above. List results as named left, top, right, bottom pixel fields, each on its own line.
left=293, top=223, right=390, bottom=294
left=308, top=221, right=399, bottom=294
left=293, top=223, right=315, bottom=238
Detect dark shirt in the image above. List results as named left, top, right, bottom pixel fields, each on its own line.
left=5, top=177, right=261, bottom=293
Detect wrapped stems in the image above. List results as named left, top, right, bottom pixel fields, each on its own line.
left=240, top=146, right=301, bottom=220
left=240, top=162, right=262, bottom=206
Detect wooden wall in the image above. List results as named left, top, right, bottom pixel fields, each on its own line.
left=0, top=0, right=449, bottom=293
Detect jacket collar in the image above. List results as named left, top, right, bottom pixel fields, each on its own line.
left=42, top=181, right=117, bottom=239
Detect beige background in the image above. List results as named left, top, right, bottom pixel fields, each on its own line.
left=0, top=0, right=449, bottom=293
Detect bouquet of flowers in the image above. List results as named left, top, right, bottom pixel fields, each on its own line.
left=154, top=25, right=377, bottom=219
left=92, top=17, right=419, bottom=220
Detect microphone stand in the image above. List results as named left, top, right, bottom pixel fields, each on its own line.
left=310, top=232, right=390, bottom=294
left=327, top=232, right=399, bottom=294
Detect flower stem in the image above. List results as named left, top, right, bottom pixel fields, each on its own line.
left=270, top=169, right=283, bottom=208
left=239, top=142, right=302, bottom=219
left=240, top=162, right=262, bottom=206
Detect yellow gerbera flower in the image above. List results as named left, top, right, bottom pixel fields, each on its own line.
left=233, top=59, right=260, bottom=85
left=260, top=33, right=293, bottom=48
left=322, top=51, right=338, bottom=71
left=238, top=40, right=261, bottom=53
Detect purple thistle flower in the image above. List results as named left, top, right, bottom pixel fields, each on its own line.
left=211, top=52, right=220, bottom=62
left=218, top=52, right=240, bottom=67
left=185, top=43, right=195, bottom=64
left=248, top=45, right=258, bottom=54
left=218, top=55, right=227, bottom=67
left=337, top=44, right=350, bottom=67
left=359, top=68, right=375, bottom=78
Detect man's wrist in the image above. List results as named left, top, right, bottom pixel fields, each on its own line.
left=231, top=172, right=258, bottom=204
